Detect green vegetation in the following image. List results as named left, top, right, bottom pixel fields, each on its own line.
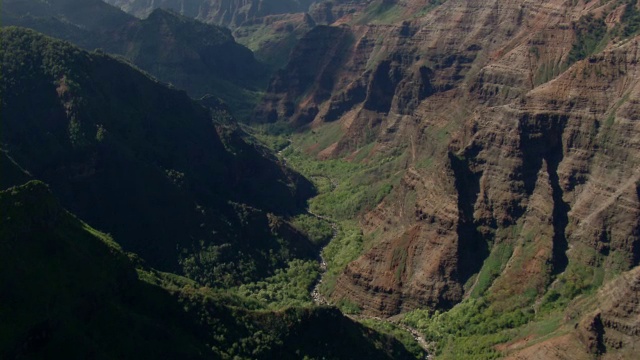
left=411, top=0, right=446, bottom=19
left=336, top=297, right=363, bottom=315
left=360, top=319, right=427, bottom=360
left=356, top=1, right=405, bottom=25
left=321, top=221, right=366, bottom=296
left=251, top=121, right=406, bottom=300
left=235, top=22, right=305, bottom=70
left=251, top=122, right=420, bottom=323
left=403, top=298, right=534, bottom=359
left=234, top=259, right=319, bottom=309
left=292, top=214, right=334, bottom=246
left=0, top=27, right=314, bottom=289
left=567, top=1, right=640, bottom=66
left=284, top=147, right=402, bottom=220
left=470, top=242, right=515, bottom=298
left=0, top=181, right=209, bottom=358
left=534, top=59, right=569, bottom=86
left=620, top=0, right=640, bottom=37
left=0, top=181, right=417, bottom=359
left=568, top=14, right=608, bottom=64
left=3, top=1, right=269, bottom=120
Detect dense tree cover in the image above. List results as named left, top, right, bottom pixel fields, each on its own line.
left=291, top=214, right=334, bottom=246
left=0, top=27, right=314, bottom=286
left=403, top=298, right=534, bottom=359
left=621, top=0, right=640, bottom=37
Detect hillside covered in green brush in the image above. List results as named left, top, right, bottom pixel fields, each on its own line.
left=0, top=27, right=314, bottom=287
left=0, top=180, right=416, bottom=359
left=0, top=26, right=424, bottom=359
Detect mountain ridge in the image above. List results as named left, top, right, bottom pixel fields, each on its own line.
left=1, top=0, right=268, bottom=118
left=0, top=26, right=313, bottom=286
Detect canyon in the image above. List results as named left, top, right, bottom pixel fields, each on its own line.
left=2, top=0, right=640, bottom=358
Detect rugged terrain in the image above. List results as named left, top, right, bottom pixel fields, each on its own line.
left=104, top=0, right=318, bottom=27
left=3, top=0, right=640, bottom=358
left=256, top=0, right=640, bottom=313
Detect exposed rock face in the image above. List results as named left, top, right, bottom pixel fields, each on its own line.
left=256, top=0, right=640, bottom=317
left=254, top=25, right=355, bottom=125
left=578, top=266, right=640, bottom=356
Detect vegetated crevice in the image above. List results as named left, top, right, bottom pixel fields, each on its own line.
left=519, top=113, right=569, bottom=276
left=449, top=145, right=489, bottom=285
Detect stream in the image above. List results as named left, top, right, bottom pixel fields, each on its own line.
left=277, top=139, right=431, bottom=357
left=307, top=208, right=335, bottom=306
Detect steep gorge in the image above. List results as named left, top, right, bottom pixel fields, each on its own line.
left=3, top=0, right=640, bottom=357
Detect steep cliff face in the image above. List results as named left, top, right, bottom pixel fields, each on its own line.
left=256, top=0, right=640, bottom=318
left=254, top=24, right=356, bottom=125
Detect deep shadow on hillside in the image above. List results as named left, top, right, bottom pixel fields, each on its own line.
left=0, top=27, right=313, bottom=286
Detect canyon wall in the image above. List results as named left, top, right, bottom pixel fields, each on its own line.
left=256, top=0, right=640, bottom=318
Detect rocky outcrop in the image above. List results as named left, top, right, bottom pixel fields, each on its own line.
left=580, top=266, right=640, bottom=355
left=338, top=36, right=640, bottom=316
